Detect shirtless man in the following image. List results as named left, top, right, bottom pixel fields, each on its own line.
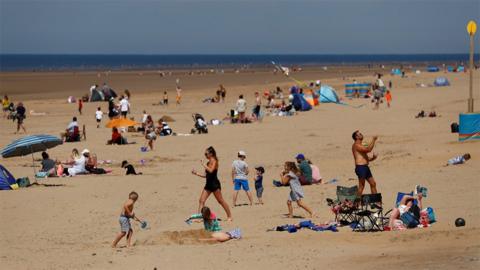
left=352, top=130, right=378, bottom=196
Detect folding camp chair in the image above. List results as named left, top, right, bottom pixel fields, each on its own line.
left=353, top=193, right=385, bottom=232
left=326, top=186, right=359, bottom=226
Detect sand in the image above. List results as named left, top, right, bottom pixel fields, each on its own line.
left=0, top=67, right=479, bottom=270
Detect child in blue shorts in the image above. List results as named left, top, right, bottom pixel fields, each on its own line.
left=232, top=150, right=253, bottom=206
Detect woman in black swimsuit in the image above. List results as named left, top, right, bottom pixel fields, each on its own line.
left=192, top=146, right=232, bottom=221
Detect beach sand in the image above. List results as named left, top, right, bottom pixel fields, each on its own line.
left=0, top=67, right=479, bottom=270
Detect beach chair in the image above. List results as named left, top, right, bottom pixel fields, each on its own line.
left=326, top=186, right=359, bottom=226
left=353, top=193, right=385, bottom=232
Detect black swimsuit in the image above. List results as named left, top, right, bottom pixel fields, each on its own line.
left=205, top=167, right=221, bottom=192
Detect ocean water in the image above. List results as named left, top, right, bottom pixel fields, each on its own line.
left=0, top=54, right=478, bottom=72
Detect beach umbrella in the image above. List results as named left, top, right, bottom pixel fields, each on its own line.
left=105, top=118, right=139, bottom=128
left=1, top=134, right=63, bottom=177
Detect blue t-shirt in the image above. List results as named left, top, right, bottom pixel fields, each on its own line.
left=255, top=175, right=263, bottom=189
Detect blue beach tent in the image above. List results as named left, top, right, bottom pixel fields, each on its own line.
left=434, top=77, right=450, bottom=87
left=427, top=66, right=440, bottom=72
left=0, top=165, right=16, bottom=190
left=317, top=85, right=340, bottom=103
left=292, top=94, right=312, bottom=111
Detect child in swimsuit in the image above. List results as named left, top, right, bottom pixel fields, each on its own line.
left=111, top=191, right=144, bottom=248
left=186, top=206, right=241, bottom=242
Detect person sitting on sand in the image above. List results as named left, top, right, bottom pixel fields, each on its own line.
left=82, top=149, right=107, bottom=174
left=40, top=151, right=57, bottom=177
left=388, top=193, right=424, bottom=230
left=112, top=191, right=145, bottom=248
left=281, top=161, right=314, bottom=218
left=60, top=117, right=79, bottom=142
left=185, top=206, right=241, bottom=243
left=296, top=154, right=312, bottom=185
left=446, top=153, right=471, bottom=166
left=60, top=148, right=87, bottom=177
left=121, top=160, right=142, bottom=175
left=156, top=121, right=173, bottom=136
left=107, top=127, right=128, bottom=145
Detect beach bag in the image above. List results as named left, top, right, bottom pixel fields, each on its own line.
left=16, top=177, right=30, bottom=188
left=35, top=171, right=49, bottom=178
left=400, top=212, right=419, bottom=228
left=426, top=207, right=436, bottom=224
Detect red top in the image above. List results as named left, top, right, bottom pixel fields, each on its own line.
left=111, top=130, right=121, bottom=141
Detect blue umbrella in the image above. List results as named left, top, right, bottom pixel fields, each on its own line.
left=1, top=135, right=63, bottom=177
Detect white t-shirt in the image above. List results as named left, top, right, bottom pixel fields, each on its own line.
left=119, top=99, right=129, bottom=112
left=95, top=111, right=103, bottom=120
left=67, top=121, right=78, bottom=132
left=232, top=159, right=248, bottom=180
left=142, top=114, right=148, bottom=123
left=236, top=99, right=247, bottom=112
left=68, top=156, right=86, bottom=176
left=377, top=78, right=385, bottom=88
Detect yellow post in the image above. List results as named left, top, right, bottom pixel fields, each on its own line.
left=466, top=20, right=477, bottom=113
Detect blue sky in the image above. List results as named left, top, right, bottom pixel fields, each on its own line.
left=0, top=0, right=479, bottom=54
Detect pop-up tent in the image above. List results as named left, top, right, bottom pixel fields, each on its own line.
left=0, top=165, right=16, bottom=190
left=434, top=77, right=450, bottom=87
left=317, top=85, right=340, bottom=103
left=90, top=87, right=117, bottom=102
left=427, top=66, right=440, bottom=72
left=90, top=89, right=105, bottom=102
left=292, top=94, right=312, bottom=111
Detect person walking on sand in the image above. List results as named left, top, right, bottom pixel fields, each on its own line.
left=119, top=95, right=130, bottom=118
left=111, top=191, right=145, bottom=248
left=78, top=99, right=83, bottom=115
left=352, top=130, right=378, bottom=196
left=15, top=102, right=27, bottom=134
left=232, top=151, right=254, bottom=206
left=176, top=86, right=182, bottom=105
left=253, top=92, right=262, bottom=120
left=281, top=161, right=314, bottom=218
left=385, top=90, right=392, bottom=108
left=95, top=107, right=103, bottom=128
left=220, top=84, right=226, bottom=103
left=192, top=146, right=233, bottom=221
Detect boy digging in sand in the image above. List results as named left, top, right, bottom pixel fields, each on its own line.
left=111, top=191, right=144, bottom=248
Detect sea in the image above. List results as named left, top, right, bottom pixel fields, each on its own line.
left=0, top=54, right=478, bottom=72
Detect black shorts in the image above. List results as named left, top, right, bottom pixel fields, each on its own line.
left=355, top=165, right=373, bottom=180
left=121, top=111, right=128, bottom=117
left=163, top=99, right=168, bottom=105
left=96, top=119, right=101, bottom=123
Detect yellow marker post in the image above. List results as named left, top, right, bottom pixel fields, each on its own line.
left=466, top=20, right=477, bottom=112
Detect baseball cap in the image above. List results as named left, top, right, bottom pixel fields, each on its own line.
left=81, top=149, right=90, bottom=155
left=295, top=153, right=305, bottom=160
left=238, top=150, right=246, bottom=157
